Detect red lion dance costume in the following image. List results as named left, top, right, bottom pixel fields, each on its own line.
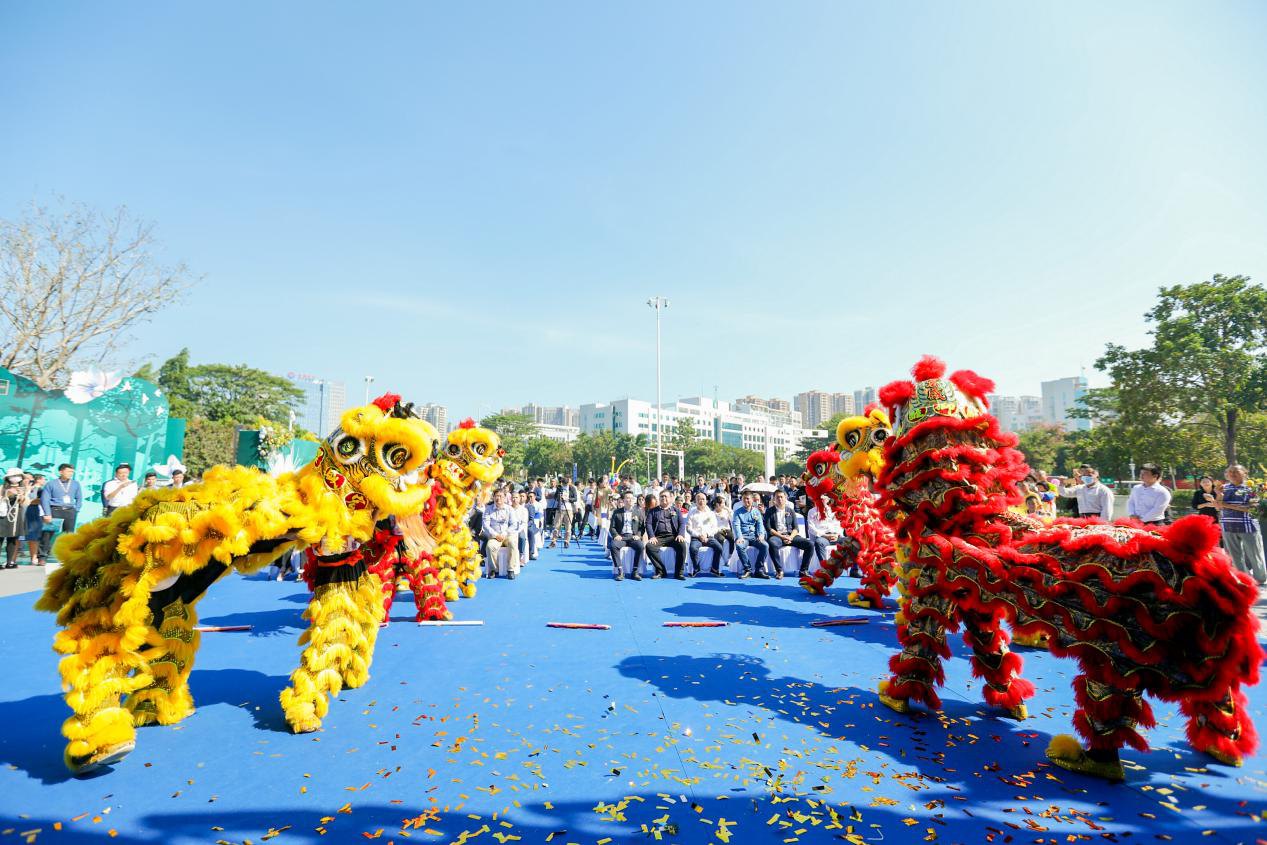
left=844, top=356, right=1260, bottom=781
left=799, top=408, right=898, bottom=608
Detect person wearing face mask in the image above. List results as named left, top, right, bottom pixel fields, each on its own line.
left=1056, top=465, right=1114, bottom=520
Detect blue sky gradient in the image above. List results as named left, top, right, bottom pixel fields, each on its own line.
left=3, top=2, right=1266, bottom=420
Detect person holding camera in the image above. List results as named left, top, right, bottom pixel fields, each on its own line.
left=0, top=469, right=31, bottom=569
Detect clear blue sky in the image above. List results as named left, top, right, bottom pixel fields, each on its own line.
left=3, top=2, right=1266, bottom=422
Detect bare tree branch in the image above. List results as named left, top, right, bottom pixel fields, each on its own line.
left=0, top=199, right=194, bottom=388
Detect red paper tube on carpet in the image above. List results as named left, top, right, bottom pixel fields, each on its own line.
left=194, top=625, right=253, bottom=632
left=810, top=618, right=869, bottom=627
left=547, top=622, right=610, bottom=630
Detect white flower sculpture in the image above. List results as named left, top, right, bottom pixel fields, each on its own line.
left=64, top=369, right=123, bottom=404
left=267, top=451, right=299, bottom=477
left=152, top=455, right=187, bottom=484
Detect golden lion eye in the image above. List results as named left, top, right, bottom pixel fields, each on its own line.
left=473, top=443, right=487, bottom=456
left=383, top=444, right=410, bottom=471
left=333, top=435, right=365, bottom=464
left=844, top=430, right=860, bottom=449
left=871, top=429, right=888, bottom=445
left=447, top=444, right=461, bottom=457
left=812, top=462, right=824, bottom=477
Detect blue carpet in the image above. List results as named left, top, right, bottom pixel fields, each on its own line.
left=2, top=541, right=1267, bottom=844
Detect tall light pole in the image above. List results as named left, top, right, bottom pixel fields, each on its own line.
left=364, top=375, right=375, bottom=404
left=647, top=296, right=670, bottom=480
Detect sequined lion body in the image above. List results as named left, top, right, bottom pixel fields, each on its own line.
left=424, top=419, right=505, bottom=601
left=845, top=357, right=1261, bottom=781
left=35, top=395, right=439, bottom=774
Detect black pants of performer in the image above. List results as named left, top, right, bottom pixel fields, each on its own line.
left=768, top=534, right=815, bottom=575
left=608, top=535, right=646, bottom=577
left=689, top=537, right=726, bottom=574
left=737, top=537, right=770, bottom=575
left=579, top=504, right=594, bottom=537
left=646, top=534, right=689, bottom=576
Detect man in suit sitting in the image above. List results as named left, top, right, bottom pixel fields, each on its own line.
left=764, top=489, right=815, bottom=579
left=607, top=492, right=647, bottom=581
left=644, top=491, right=690, bottom=580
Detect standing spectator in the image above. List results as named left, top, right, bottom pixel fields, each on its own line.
left=482, top=489, right=521, bottom=579
left=41, top=463, right=83, bottom=535
left=102, top=463, right=139, bottom=516
left=710, top=495, right=734, bottom=571
left=543, top=478, right=557, bottom=538
left=1056, top=465, right=1114, bottom=520
left=525, top=490, right=543, bottom=560
left=0, top=469, right=30, bottom=568
left=24, top=473, right=45, bottom=566
left=170, top=468, right=186, bottom=488
left=645, top=491, right=689, bottom=579
left=732, top=491, right=770, bottom=578
left=1216, top=464, right=1266, bottom=585
left=608, top=492, right=647, bottom=581
left=579, top=481, right=597, bottom=539
left=142, top=471, right=158, bottom=490
left=686, top=491, right=724, bottom=577
left=1126, top=463, right=1172, bottom=525
left=547, top=477, right=575, bottom=549
left=764, top=489, right=814, bottom=578
left=1192, top=476, right=1219, bottom=523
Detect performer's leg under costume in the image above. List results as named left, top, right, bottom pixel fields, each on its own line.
left=955, top=602, right=1032, bottom=717
left=281, top=560, right=385, bottom=734
left=880, top=562, right=951, bottom=712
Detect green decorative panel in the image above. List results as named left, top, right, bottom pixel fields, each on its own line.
left=0, top=367, right=180, bottom=523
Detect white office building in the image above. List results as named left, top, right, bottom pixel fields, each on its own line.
left=417, top=402, right=449, bottom=436
left=988, top=394, right=1045, bottom=433
left=580, top=396, right=823, bottom=462
left=1041, top=376, right=1093, bottom=431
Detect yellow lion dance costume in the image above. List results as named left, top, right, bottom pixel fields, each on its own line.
left=424, top=419, right=504, bottom=600
left=35, top=393, right=439, bottom=774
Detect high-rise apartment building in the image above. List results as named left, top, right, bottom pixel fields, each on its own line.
left=794, top=391, right=835, bottom=428
left=286, top=372, right=346, bottom=435
left=417, top=402, right=449, bottom=436
left=853, top=387, right=877, bottom=412
left=1041, top=376, right=1092, bottom=431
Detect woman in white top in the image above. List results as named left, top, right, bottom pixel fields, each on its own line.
left=511, top=492, right=531, bottom=566
left=685, top=492, right=724, bottom=576
left=710, top=495, right=734, bottom=574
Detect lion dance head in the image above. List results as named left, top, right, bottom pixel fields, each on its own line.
left=434, top=418, right=505, bottom=490
left=312, top=392, right=440, bottom=517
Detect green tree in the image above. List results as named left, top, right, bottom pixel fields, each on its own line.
left=1015, top=424, right=1068, bottom=473
left=182, top=363, right=304, bottom=426
left=522, top=436, right=572, bottom=478
left=670, top=416, right=696, bottom=451
left=776, top=458, right=804, bottom=477
left=683, top=440, right=763, bottom=479
left=182, top=417, right=236, bottom=475
left=480, top=413, right=537, bottom=478
left=1097, top=274, right=1267, bottom=464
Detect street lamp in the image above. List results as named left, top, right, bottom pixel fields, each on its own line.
left=364, top=375, right=375, bottom=404
left=647, top=296, right=670, bottom=479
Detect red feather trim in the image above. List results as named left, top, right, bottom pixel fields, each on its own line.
left=911, top=355, right=947, bottom=381
left=458, top=418, right=476, bottom=429
left=372, top=392, right=402, bottom=413
left=948, top=369, right=995, bottom=402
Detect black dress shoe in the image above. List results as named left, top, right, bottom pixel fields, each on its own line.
left=651, top=573, right=665, bottom=580
left=711, top=569, right=723, bottom=577
left=798, top=569, right=809, bottom=578
left=738, top=571, right=750, bottom=579
left=848, top=568, right=861, bottom=578
left=631, top=573, right=643, bottom=581
left=774, top=571, right=784, bottom=580
left=753, top=572, right=770, bottom=580
left=673, top=573, right=685, bottom=580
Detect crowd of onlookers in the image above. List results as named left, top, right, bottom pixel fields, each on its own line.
left=1034, top=461, right=1267, bottom=587
left=467, top=473, right=845, bottom=582
left=0, top=461, right=191, bottom=568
